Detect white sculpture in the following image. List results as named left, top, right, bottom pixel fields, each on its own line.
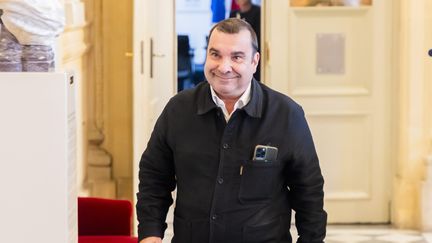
left=0, top=0, right=65, bottom=72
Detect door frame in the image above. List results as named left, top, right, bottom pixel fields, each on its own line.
left=132, top=0, right=176, bottom=233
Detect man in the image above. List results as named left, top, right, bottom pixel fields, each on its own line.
left=230, top=0, right=261, bottom=81
left=137, top=18, right=327, bottom=243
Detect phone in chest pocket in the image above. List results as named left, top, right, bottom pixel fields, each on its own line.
left=252, top=145, right=278, bottom=161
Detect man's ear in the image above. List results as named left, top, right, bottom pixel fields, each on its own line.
left=252, top=52, right=260, bottom=68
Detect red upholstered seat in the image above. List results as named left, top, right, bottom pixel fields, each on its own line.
left=79, top=236, right=138, bottom=243
left=78, top=197, right=137, bottom=243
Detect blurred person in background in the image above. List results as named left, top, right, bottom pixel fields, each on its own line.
left=230, top=0, right=261, bottom=81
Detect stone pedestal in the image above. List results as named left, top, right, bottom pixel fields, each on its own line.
left=87, top=128, right=115, bottom=198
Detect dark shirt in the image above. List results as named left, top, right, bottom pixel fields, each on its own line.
left=137, top=80, right=327, bottom=243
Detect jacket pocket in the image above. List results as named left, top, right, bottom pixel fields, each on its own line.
left=239, top=160, right=281, bottom=203
left=172, top=215, right=191, bottom=243
left=242, top=216, right=281, bottom=243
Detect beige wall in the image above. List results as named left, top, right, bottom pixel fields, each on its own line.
left=426, top=0, right=432, bottom=143
left=100, top=0, right=133, bottom=200
left=59, top=0, right=133, bottom=201
left=392, top=0, right=432, bottom=229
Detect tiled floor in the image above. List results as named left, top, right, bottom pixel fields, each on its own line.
left=322, top=225, right=432, bottom=243
left=162, top=224, right=432, bottom=242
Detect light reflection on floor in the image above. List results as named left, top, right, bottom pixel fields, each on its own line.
left=324, top=225, right=431, bottom=243
left=161, top=224, right=432, bottom=242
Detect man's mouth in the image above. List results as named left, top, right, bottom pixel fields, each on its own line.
left=213, top=72, right=239, bottom=81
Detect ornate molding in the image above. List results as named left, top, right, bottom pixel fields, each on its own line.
left=85, top=0, right=115, bottom=198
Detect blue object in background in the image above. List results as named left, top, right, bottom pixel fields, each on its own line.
left=211, top=0, right=225, bottom=23
left=429, top=49, right=432, bottom=57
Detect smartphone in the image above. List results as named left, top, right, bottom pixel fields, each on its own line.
left=252, top=145, right=278, bottom=161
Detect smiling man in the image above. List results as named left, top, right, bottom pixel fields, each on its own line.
left=205, top=21, right=259, bottom=120
left=137, top=18, right=327, bottom=243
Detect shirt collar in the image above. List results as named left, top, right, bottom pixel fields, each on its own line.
left=210, top=82, right=252, bottom=121
left=197, top=79, right=263, bottom=119
left=210, top=81, right=251, bottom=109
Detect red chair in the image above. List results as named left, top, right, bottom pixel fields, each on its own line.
left=78, top=197, right=138, bottom=243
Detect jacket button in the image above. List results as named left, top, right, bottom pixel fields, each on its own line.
left=211, top=214, right=218, bottom=220
left=217, top=178, right=224, bottom=184
left=223, top=143, right=229, bottom=149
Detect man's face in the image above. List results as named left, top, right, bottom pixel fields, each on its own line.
left=204, top=29, right=260, bottom=100
left=235, top=0, right=251, bottom=7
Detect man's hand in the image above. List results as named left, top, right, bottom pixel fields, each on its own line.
left=140, top=236, right=162, bottom=243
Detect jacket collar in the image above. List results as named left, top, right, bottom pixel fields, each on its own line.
left=197, top=79, right=263, bottom=118
left=243, top=78, right=263, bottom=118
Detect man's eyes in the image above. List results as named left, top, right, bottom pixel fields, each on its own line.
left=232, top=56, right=244, bottom=61
left=208, top=52, right=244, bottom=61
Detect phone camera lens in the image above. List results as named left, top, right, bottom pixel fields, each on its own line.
left=256, top=147, right=266, bottom=158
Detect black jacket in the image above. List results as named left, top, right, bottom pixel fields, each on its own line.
left=137, top=80, right=327, bottom=243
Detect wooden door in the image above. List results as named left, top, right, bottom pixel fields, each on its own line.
left=264, top=0, right=393, bottom=223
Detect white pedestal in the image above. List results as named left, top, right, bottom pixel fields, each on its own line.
left=0, top=73, right=77, bottom=243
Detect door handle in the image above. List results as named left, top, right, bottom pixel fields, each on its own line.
left=150, top=38, right=166, bottom=78
left=140, top=40, right=144, bottom=75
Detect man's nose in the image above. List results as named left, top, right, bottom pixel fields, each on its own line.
left=217, top=58, right=232, bottom=73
